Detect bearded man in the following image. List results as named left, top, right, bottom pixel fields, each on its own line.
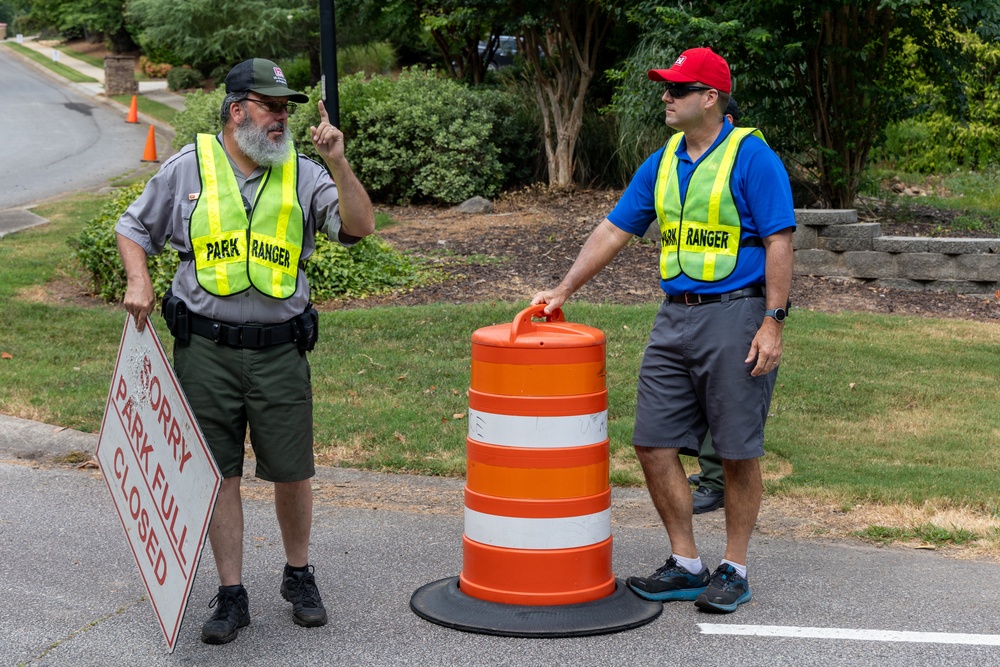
left=115, top=58, right=375, bottom=644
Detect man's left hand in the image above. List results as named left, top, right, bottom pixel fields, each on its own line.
left=745, top=317, right=783, bottom=377
left=310, top=100, right=345, bottom=166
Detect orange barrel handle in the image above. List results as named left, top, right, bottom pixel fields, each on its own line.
left=509, top=304, right=564, bottom=343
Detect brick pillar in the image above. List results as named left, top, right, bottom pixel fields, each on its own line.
left=104, top=55, right=138, bottom=96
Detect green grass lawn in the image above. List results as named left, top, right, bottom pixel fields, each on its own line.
left=110, top=93, right=179, bottom=126
left=3, top=42, right=99, bottom=83
left=52, top=43, right=104, bottom=69
left=2, top=191, right=999, bottom=551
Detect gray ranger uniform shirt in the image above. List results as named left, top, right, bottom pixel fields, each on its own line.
left=115, top=134, right=353, bottom=324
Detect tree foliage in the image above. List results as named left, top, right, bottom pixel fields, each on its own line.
left=127, top=0, right=318, bottom=73
left=416, top=0, right=514, bottom=83
left=612, top=0, right=1000, bottom=208
left=876, top=29, right=1000, bottom=173
left=24, top=0, right=137, bottom=51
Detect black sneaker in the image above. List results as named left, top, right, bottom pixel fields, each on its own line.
left=695, top=563, right=752, bottom=613
left=692, top=485, right=725, bottom=514
left=280, top=564, right=328, bottom=627
left=626, top=557, right=710, bottom=601
left=201, top=585, right=250, bottom=644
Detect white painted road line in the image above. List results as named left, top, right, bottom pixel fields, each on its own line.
left=698, top=624, right=1000, bottom=646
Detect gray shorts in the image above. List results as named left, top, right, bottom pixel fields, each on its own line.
left=632, top=296, right=777, bottom=460
left=174, top=335, right=315, bottom=482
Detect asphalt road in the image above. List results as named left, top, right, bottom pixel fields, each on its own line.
left=2, top=415, right=999, bottom=667
left=0, top=45, right=149, bottom=213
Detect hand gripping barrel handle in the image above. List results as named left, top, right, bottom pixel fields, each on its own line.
left=509, top=304, right=565, bottom=343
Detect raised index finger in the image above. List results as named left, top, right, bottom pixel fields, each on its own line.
left=317, top=99, right=330, bottom=124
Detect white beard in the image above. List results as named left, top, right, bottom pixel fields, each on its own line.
left=233, top=115, right=292, bottom=167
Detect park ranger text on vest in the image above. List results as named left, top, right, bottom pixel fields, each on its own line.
left=115, top=58, right=375, bottom=645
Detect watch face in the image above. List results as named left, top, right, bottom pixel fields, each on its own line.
left=767, top=308, right=786, bottom=322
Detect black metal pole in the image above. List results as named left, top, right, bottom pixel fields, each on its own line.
left=318, top=0, right=340, bottom=128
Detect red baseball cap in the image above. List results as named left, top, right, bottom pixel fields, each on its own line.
left=648, top=47, right=731, bottom=94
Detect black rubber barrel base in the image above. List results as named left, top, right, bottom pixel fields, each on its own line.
left=410, top=577, right=662, bottom=638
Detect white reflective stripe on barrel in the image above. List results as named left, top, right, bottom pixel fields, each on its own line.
left=464, top=507, right=612, bottom=550
left=467, top=409, right=608, bottom=448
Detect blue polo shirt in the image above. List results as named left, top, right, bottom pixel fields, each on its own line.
left=607, top=121, right=795, bottom=295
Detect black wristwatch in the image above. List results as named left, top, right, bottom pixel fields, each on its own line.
left=764, top=307, right=787, bottom=322
left=764, top=299, right=791, bottom=322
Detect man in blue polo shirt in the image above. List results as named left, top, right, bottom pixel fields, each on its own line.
left=531, top=47, right=794, bottom=613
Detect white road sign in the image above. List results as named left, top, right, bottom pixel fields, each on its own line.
left=96, top=318, right=221, bottom=652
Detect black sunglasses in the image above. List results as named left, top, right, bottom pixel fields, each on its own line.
left=245, top=97, right=297, bottom=115
left=663, top=84, right=713, bottom=99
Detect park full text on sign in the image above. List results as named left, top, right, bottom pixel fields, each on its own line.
left=111, top=366, right=195, bottom=584
left=97, top=321, right=220, bottom=651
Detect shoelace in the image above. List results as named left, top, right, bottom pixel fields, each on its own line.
left=288, top=574, right=321, bottom=607
left=713, top=567, right=742, bottom=590
left=652, top=558, right=681, bottom=578
left=208, top=591, right=244, bottom=619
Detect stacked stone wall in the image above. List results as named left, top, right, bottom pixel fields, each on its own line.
left=793, top=209, right=999, bottom=294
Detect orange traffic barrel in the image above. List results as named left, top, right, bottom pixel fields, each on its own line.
left=411, top=305, right=661, bottom=637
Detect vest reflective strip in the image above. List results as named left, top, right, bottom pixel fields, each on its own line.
left=463, top=507, right=611, bottom=550
left=467, top=409, right=608, bottom=448
left=708, top=129, right=748, bottom=226
left=654, top=133, right=684, bottom=279
left=269, top=159, right=296, bottom=295
left=197, top=138, right=232, bottom=294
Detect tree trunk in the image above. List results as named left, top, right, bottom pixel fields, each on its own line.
left=519, top=1, right=612, bottom=190
left=803, top=3, right=895, bottom=209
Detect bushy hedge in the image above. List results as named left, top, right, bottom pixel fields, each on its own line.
left=171, top=88, right=225, bottom=150
left=166, top=66, right=204, bottom=92
left=288, top=69, right=538, bottom=204
left=75, top=184, right=436, bottom=306
left=172, top=71, right=538, bottom=203
left=75, top=183, right=179, bottom=303
left=876, top=113, right=1000, bottom=174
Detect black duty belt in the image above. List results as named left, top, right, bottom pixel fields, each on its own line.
left=667, top=285, right=765, bottom=306
left=189, top=313, right=297, bottom=348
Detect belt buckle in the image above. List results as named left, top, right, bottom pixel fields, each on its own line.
left=683, top=293, right=702, bottom=306
left=239, top=325, right=264, bottom=348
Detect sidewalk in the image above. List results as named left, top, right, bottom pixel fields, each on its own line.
left=5, top=35, right=185, bottom=132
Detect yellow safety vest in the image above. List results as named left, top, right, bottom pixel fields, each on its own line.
left=188, top=134, right=304, bottom=299
left=654, top=127, right=765, bottom=282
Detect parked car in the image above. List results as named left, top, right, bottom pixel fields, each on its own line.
left=478, top=35, right=518, bottom=70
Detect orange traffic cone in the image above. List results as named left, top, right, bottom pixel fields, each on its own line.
left=141, top=126, right=158, bottom=162
left=126, top=95, right=139, bottom=123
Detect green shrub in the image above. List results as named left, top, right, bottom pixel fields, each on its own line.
left=171, top=88, right=226, bottom=150
left=283, top=57, right=313, bottom=93
left=305, top=234, right=436, bottom=302
left=875, top=113, right=1000, bottom=174
left=289, top=70, right=535, bottom=204
left=166, top=66, right=204, bottom=92
left=340, top=41, right=397, bottom=77
left=75, top=182, right=179, bottom=304
left=480, top=77, right=544, bottom=190
left=74, top=178, right=437, bottom=306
